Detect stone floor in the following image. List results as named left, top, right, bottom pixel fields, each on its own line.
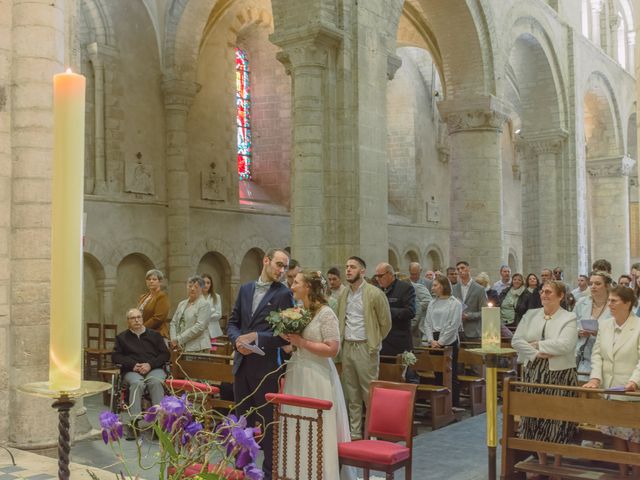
left=1, top=394, right=501, bottom=479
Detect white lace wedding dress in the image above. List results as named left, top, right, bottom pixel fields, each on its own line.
left=279, top=305, right=356, bottom=480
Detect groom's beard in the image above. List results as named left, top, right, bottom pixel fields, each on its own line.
left=347, top=272, right=362, bottom=284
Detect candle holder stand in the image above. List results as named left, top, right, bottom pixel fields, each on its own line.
left=467, top=347, right=516, bottom=480
left=18, top=381, right=110, bottom=480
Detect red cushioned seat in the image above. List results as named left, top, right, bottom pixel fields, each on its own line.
left=338, top=440, right=410, bottom=465
left=165, top=378, right=220, bottom=395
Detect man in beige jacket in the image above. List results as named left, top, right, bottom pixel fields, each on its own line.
left=337, top=256, right=392, bottom=440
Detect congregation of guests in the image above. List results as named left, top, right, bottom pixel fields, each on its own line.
left=110, top=252, right=640, bottom=478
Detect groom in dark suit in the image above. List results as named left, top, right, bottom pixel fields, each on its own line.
left=227, top=248, right=294, bottom=479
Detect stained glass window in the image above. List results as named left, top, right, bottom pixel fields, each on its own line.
left=236, top=47, right=251, bottom=180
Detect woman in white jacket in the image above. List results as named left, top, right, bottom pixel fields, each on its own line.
left=202, top=273, right=223, bottom=340
left=512, top=280, right=578, bottom=468
left=584, top=285, right=640, bottom=477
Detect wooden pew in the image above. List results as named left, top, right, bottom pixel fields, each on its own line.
left=457, top=348, right=486, bottom=416
left=413, top=347, right=455, bottom=429
left=501, top=377, right=640, bottom=479
left=170, top=350, right=235, bottom=411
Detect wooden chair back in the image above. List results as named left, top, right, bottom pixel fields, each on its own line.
left=414, top=346, right=452, bottom=389
left=378, top=362, right=405, bottom=383
left=103, top=323, right=118, bottom=350
left=86, top=322, right=102, bottom=349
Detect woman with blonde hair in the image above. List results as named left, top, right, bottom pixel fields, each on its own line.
left=138, top=269, right=171, bottom=339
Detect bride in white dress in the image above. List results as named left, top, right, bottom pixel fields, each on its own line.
left=279, top=270, right=355, bottom=480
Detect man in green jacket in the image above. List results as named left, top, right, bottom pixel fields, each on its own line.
left=337, top=256, right=392, bottom=440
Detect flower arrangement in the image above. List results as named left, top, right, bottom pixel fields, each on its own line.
left=400, top=351, right=417, bottom=368
left=98, top=394, right=264, bottom=480
left=265, top=306, right=312, bottom=336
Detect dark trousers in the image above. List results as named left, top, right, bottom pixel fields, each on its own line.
left=233, top=365, right=281, bottom=480
left=433, top=332, right=460, bottom=407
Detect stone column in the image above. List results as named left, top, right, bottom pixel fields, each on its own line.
left=438, top=95, right=509, bottom=273
left=588, top=156, right=635, bottom=274
left=525, top=132, right=568, bottom=271
left=0, top=0, right=11, bottom=445
left=86, top=43, right=117, bottom=195
left=9, top=0, right=65, bottom=446
left=162, top=77, right=199, bottom=305
left=97, top=278, right=116, bottom=324
left=273, top=30, right=340, bottom=270
left=591, top=0, right=603, bottom=48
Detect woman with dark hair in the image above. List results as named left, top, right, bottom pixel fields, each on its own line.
left=138, top=269, right=171, bottom=339
left=584, top=285, right=640, bottom=477
left=512, top=280, right=578, bottom=468
left=514, top=273, right=539, bottom=322
left=422, top=273, right=462, bottom=407
left=574, top=271, right=613, bottom=380
left=499, top=273, right=525, bottom=326
left=279, top=271, right=354, bottom=480
left=201, top=273, right=223, bottom=340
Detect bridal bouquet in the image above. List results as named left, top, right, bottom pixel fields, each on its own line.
left=266, top=306, right=312, bottom=336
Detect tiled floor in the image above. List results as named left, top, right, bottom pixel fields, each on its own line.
left=2, top=395, right=501, bottom=479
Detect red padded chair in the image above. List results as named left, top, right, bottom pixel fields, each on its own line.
left=338, top=380, right=417, bottom=480
left=167, top=462, right=244, bottom=479
left=165, top=378, right=220, bottom=396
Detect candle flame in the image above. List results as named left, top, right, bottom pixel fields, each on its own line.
left=65, top=68, right=72, bottom=74
left=488, top=302, right=493, bottom=307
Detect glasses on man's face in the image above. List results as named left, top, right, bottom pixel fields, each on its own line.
left=273, top=261, right=288, bottom=270
left=128, top=315, right=143, bottom=320
left=374, top=273, right=387, bottom=279
left=540, top=289, right=554, bottom=296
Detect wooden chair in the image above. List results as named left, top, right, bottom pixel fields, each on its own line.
left=457, top=348, right=486, bottom=416
left=84, top=323, right=112, bottom=379
left=413, top=347, right=455, bottom=429
left=266, top=392, right=333, bottom=480
left=169, top=350, right=235, bottom=412
left=339, top=381, right=417, bottom=480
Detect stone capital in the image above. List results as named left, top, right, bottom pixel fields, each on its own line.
left=591, top=0, right=603, bottom=13
left=271, top=24, right=342, bottom=73
left=525, top=130, right=568, bottom=155
left=161, top=76, right=201, bottom=110
left=587, top=155, right=636, bottom=178
left=86, top=42, right=118, bottom=66
left=437, top=95, right=511, bottom=134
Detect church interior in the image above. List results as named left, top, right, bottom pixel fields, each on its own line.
left=1, top=0, right=640, bottom=478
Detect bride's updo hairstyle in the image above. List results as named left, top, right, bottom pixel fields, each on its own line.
left=300, top=270, right=328, bottom=314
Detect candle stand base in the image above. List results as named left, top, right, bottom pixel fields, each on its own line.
left=18, top=381, right=110, bottom=480
left=467, top=347, right=516, bottom=480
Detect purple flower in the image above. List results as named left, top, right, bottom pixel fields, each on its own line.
left=180, top=420, right=203, bottom=445
left=158, top=395, right=191, bottom=432
left=143, top=405, right=158, bottom=423
left=99, top=411, right=123, bottom=444
left=216, top=415, right=262, bottom=469
left=243, top=463, right=264, bottom=480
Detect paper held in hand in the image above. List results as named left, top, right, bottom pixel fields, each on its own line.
left=580, top=319, right=599, bottom=332
left=239, top=341, right=265, bottom=356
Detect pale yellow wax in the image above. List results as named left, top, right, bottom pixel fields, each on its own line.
left=49, top=69, right=86, bottom=392
left=481, top=306, right=501, bottom=350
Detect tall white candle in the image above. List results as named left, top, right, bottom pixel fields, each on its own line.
left=49, top=69, right=86, bottom=391
left=482, top=305, right=501, bottom=351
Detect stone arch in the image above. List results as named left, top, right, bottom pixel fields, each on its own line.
left=233, top=235, right=271, bottom=267
left=83, top=253, right=105, bottom=328
left=402, top=248, right=420, bottom=274
left=424, top=244, right=444, bottom=271
left=108, top=238, right=165, bottom=272
left=83, top=237, right=112, bottom=276
left=191, top=238, right=237, bottom=277
left=396, top=0, right=496, bottom=97
left=388, top=246, right=400, bottom=273
left=197, top=251, right=233, bottom=316
left=113, top=253, right=155, bottom=330
left=79, top=0, right=116, bottom=46
left=240, top=247, right=265, bottom=283
left=583, top=71, right=624, bottom=159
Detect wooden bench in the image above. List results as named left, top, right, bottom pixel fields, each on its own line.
left=413, top=347, right=455, bottom=429
left=170, top=350, right=235, bottom=411
left=457, top=348, right=486, bottom=416
left=501, top=377, right=640, bottom=479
